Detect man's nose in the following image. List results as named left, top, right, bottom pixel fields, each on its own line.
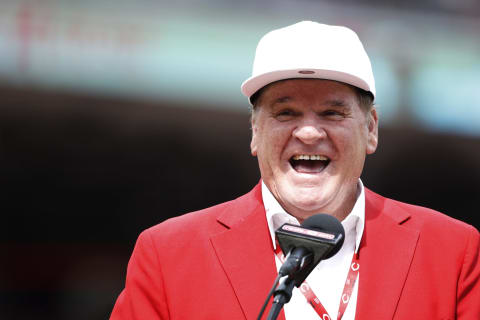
left=292, top=122, right=326, bottom=144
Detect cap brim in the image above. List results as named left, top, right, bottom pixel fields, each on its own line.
left=241, top=69, right=373, bottom=104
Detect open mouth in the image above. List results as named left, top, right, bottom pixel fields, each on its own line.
left=289, top=154, right=330, bottom=174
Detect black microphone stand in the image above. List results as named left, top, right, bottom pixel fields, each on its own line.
left=259, top=217, right=345, bottom=320
left=266, top=275, right=296, bottom=320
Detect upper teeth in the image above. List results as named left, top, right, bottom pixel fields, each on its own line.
left=292, top=155, right=328, bottom=161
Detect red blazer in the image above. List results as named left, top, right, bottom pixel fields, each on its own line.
left=111, top=183, right=480, bottom=319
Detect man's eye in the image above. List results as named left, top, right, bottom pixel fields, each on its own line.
left=322, top=110, right=345, bottom=118
left=324, top=110, right=340, bottom=116
left=279, top=110, right=293, bottom=116
left=275, top=109, right=296, bottom=120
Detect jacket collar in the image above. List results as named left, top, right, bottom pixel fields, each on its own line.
left=211, top=182, right=284, bottom=320
left=211, top=184, right=420, bottom=320
left=356, top=188, right=419, bottom=320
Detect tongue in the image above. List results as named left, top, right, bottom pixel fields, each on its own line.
left=291, top=160, right=328, bottom=173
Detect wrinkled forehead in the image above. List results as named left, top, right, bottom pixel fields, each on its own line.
left=252, top=78, right=360, bottom=109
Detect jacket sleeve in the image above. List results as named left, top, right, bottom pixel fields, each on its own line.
left=457, top=225, right=480, bottom=319
left=110, top=230, right=170, bottom=320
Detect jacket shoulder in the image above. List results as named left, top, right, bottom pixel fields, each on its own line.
left=365, top=187, right=478, bottom=236
left=142, top=183, right=263, bottom=242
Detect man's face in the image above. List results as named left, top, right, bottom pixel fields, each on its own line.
left=250, top=79, right=378, bottom=221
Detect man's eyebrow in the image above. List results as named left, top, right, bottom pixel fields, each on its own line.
left=323, top=99, right=348, bottom=107
left=273, top=96, right=292, bottom=104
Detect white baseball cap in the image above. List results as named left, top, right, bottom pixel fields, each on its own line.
left=241, top=21, right=376, bottom=104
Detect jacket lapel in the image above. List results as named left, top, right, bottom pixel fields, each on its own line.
left=356, top=189, right=419, bottom=320
left=210, top=184, right=283, bottom=320
left=210, top=185, right=420, bottom=319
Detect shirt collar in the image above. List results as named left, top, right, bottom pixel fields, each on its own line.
left=262, top=180, right=365, bottom=254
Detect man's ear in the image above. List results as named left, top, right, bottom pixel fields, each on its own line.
left=250, top=113, right=258, bottom=156
left=366, top=107, right=379, bottom=155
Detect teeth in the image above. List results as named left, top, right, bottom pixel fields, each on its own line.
left=292, top=155, right=328, bottom=161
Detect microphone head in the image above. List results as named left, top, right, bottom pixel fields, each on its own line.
left=302, top=214, right=345, bottom=259
left=275, top=213, right=346, bottom=286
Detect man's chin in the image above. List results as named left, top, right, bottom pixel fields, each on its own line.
left=286, top=171, right=332, bottom=188
left=269, top=175, right=324, bottom=192
left=282, top=196, right=331, bottom=217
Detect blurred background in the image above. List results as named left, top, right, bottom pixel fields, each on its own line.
left=1, top=0, right=479, bottom=319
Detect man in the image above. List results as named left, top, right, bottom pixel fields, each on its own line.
left=111, top=21, right=480, bottom=319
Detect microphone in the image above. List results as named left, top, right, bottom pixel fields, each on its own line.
left=258, top=214, right=345, bottom=320
left=276, top=213, right=345, bottom=286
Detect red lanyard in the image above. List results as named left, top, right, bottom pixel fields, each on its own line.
left=274, top=245, right=360, bottom=320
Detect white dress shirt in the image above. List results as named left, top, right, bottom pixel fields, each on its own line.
left=263, top=180, right=365, bottom=320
